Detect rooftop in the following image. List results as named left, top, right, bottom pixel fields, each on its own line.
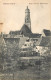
left=36, top=36, right=51, bottom=47
left=43, top=29, right=51, bottom=36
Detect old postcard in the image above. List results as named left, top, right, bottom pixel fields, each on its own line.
left=0, top=0, right=51, bottom=80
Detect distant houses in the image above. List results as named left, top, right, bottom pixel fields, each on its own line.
left=35, top=29, right=51, bottom=56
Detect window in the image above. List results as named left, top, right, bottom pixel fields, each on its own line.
left=24, top=44, right=27, bottom=46
left=26, top=39, right=29, bottom=42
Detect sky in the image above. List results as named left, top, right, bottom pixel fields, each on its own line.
left=0, top=0, right=51, bottom=34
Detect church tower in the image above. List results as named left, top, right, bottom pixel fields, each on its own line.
left=25, top=6, right=31, bottom=31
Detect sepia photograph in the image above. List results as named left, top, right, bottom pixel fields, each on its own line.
left=0, top=0, right=51, bottom=80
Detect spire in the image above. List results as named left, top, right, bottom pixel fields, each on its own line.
left=27, top=6, right=28, bottom=9
left=25, top=6, right=30, bottom=13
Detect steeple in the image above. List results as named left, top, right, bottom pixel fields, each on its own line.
left=27, top=6, right=28, bottom=10
left=25, top=6, right=31, bottom=31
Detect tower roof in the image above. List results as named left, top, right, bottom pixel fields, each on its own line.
left=25, top=6, right=30, bottom=12
left=20, top=24, right=41, bottom=38
left=26, top=6, right=29, bottom=9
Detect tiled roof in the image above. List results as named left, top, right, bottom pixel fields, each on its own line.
left=20, top=24, right=41, bottom=38
left=4, top=38, right=20, bottom=45
left=9, top=31, right=20, bottom=35
left=38, top=36, right=51, bottom=47
left=4, top=38, right=20, bottom=43
left=43, top=29, right=51, bottom=36
left=29, top=33, right=41, bottom=38
left=8, top=24, right=41, bottom=38
left=20, top=24, right=32, bottom=34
